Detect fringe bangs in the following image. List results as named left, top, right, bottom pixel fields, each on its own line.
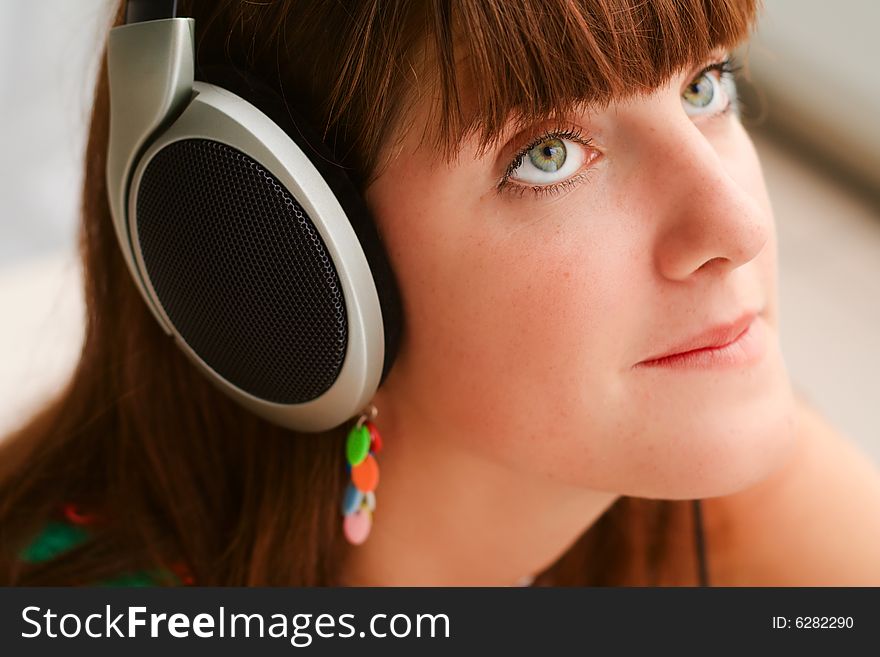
left=416, top=0, right=760, bottom=161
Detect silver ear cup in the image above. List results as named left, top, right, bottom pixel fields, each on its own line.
left=106, top=18, right=402, bottom=432
left=126, top=83, right=390, bottom=432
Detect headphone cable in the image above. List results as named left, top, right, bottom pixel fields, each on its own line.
left=693, top=498, right=710, bottom=587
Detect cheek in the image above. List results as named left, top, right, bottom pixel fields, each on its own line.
left=370, top=168, right=642, bottom=463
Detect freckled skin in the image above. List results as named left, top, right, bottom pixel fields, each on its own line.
left=341, top=69, right=797, bottom=586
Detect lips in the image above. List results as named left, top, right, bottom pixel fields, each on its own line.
left=637, top=310, right=759, bottom=365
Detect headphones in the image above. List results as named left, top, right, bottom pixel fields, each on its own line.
left=106, top=0, right=403, bottom=432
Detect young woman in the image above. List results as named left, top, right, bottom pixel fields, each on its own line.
left=2, top=0, right=879, bottom=587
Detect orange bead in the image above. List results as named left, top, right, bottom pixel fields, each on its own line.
left=351, top=453, right=379, bottom=493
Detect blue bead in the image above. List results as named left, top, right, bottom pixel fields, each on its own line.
left=341, top=482, right=364, bottom=515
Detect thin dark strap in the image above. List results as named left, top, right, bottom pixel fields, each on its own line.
left=125, top=0, right=177, bottom=24
left=692, top=499, right=710, bottom=587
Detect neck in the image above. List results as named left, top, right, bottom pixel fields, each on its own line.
left=338, top=396, right=620, bottom=587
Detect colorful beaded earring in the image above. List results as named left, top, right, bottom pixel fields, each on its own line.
left=341, top=403, right=382, bottom=545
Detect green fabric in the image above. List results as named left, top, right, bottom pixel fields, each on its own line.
left=18, top=520, right=90, bottom=563
left=19, top=518, right=181, bottom=586
left=98, top=570, right=173, bottom=587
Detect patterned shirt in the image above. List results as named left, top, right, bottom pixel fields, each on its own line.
left=18, top=503, right=195, bottom=586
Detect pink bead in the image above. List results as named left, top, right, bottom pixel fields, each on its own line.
left=343, top=508, right=372, bottom=545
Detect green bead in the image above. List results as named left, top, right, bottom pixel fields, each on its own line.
left=346, top=424, right=371, bottom=467
left=18, top=520, right=91, bottom=563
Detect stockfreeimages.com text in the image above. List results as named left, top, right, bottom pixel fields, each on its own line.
left=21, top=605, right=451, bottom=646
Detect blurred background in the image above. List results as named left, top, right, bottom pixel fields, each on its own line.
left=0, top=1, right=878, bottom=462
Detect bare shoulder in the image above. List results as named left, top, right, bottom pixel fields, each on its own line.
left=701, top=391, right=880, bottom=586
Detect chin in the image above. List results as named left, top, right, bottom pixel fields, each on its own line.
left=679, top=386, right=797, bottom=500
left=606, top=370, right=800, bottom=501
left=613, top=317, right=800, bottom=499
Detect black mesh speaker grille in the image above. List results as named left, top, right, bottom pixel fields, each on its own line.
left=135, top=138, right=348, bottom=404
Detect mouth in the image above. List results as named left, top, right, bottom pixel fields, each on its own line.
left=633, top=310, right=765, bottom=370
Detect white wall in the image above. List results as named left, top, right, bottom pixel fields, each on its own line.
left=747, top=0, right=880, bottom=191
left=0, top=0, right=110, bottom=435
left=0, top=0, right=111, bottom=265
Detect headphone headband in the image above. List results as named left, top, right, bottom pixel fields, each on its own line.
left=125, top=0, right=177, bottom=24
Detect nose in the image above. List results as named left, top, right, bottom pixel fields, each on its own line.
left=648, top=116, right=770, bottom=282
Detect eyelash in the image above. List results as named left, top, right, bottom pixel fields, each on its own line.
left=496, top=57, right=741, bottom=200
left=708, top=57, right=742, bottom=87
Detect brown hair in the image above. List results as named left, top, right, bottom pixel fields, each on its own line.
left=0, top=0, right=758, bottom=586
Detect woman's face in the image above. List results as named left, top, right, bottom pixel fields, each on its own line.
left=364, top=53, right=797, bottom=500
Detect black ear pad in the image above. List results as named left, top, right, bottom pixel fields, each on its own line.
left=192, top=63, right=404, bottom=389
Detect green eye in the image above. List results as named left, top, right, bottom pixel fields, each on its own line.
left=683, top=72, right=715, bottom=108
left=527, top=138, right=567, bottom=172
left=498, top=127, right=594, bottom=196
